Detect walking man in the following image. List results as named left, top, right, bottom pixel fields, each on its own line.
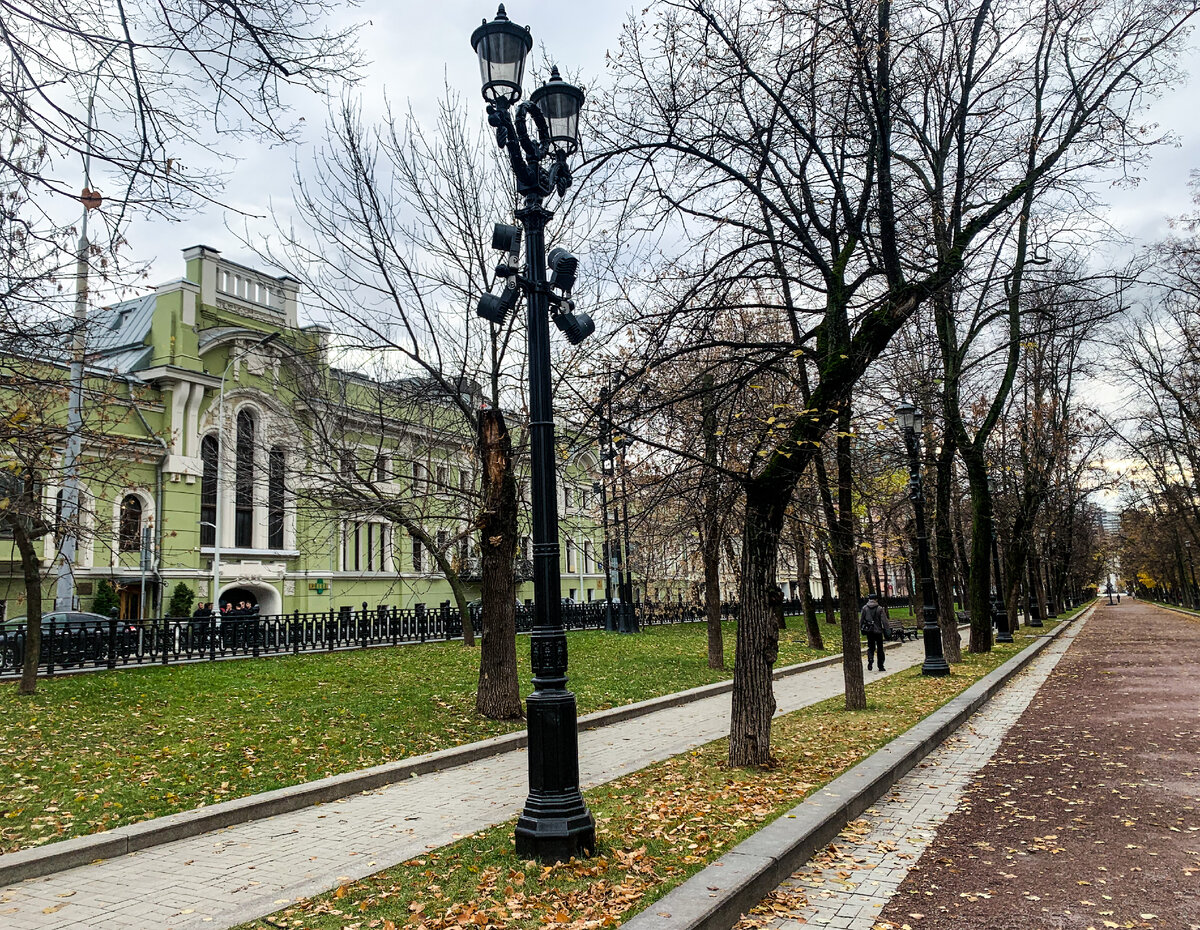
left=860, top=593, right=886, bottom=672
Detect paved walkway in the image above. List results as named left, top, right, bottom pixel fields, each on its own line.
left=742, top=613, right=1086, bottom=930
left=0, top=638, right=933, bottom=929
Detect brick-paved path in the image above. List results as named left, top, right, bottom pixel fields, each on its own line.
left=745, top=611, right=1086, bottom=930
left=749, top=600, right=1200, bottom=930
left=0, top=637, right=934, bottom=929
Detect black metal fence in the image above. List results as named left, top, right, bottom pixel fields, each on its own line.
left=0, top=600, right=733, bottom=678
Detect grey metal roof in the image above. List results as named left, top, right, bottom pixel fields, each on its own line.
left=87, top=295, right=156, bottom=372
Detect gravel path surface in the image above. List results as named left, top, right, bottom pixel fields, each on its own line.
left=873, top=600, right=1200, bottom=930
left=740, top=609, right=1086, bottom=930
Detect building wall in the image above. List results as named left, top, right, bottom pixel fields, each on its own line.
left=1, top=247, right=609, bottom=621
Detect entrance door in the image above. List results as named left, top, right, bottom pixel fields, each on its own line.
left=118, top=586, right=141, bottom=620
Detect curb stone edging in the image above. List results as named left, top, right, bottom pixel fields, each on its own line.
left=0, top=629, right=930, bottom=886
left=619, top=608, right=1092, bottom=930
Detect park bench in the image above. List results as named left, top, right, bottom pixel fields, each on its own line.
left=882, top=614, right=919, bottom=642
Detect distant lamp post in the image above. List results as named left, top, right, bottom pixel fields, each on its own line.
left=988, top=476, right=1012, bottom=644
left=1186, top=541, right=1198, bottom=609
left=895, top=403, right=950, bottom=676
left=471, top=4, right=596, bottom=862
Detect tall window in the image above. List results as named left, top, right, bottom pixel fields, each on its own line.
left=235, top=410, right=254, bottom=548
left=268, top=447, right=286, bottom=549
left=200, top=435, right=218, bottom=546
left=412, top=532, right=424, bottom=572
left=584, top=540, right=594, bottom=573
left=119, top=495, right=143, bottom=551
left=366, top=523, right=376, bottom=572
left=566, top=539, right=576, bottom=573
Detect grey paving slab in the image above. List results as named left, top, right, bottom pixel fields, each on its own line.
left=744, top=618, right=1086, bottom=930
left=0, top=637, right=935, bottom=930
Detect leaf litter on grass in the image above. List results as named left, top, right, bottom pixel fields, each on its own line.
left=242, top=633, right=1055, bottom=930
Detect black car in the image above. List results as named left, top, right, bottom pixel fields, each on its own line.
left=1, top=612, right=138, bottom=670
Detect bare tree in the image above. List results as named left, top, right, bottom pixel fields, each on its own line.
left=254, top=93, right=557, bottom=719
left=587, top=0, right=1194, bottom=764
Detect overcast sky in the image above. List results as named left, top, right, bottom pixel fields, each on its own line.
left=128, top=1, right=1200, bottom=286
left=131, top=1, right=634, bottom=276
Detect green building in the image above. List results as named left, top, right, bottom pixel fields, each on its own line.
left=0, top=246, right=613, bottom=620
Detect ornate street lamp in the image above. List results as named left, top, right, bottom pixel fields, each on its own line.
left=471, top=5, right=595, bottom=862
left=988, top=476, right=1012, bottom=644
left=895, top=403, right=950, bottom=676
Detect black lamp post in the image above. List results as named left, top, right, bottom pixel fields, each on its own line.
left=471, top=5, right=595, bottom=862
left=1186, top=541, right=1198, bottom=609
left=896, top=403, right=950, bottom=676
left=1027, top=551, right=1044, bottom=627
left=988, top=476, right=1012, bottom=644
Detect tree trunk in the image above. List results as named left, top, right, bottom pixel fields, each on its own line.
left=475, top=408, right=522, bottom=719
left=795, top=525, right=823, bottom=650
left=703, top=533, right=724, bottom=669
left=932, top=437, right=962, bottom=662
left=960, top=450, right=995, bottom=653
left=830, top=409, right=866, bottom=710
left=13, top=524, right=42, bottom=696
left=701, top=373, right=724, bottom=669
left=816, top=548, right=835, bottom=624
left=728, top=485, right=784, bottom=767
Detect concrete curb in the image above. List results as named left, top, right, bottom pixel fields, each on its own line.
left=619, top=608, right=1092, bottom=930
left=0, top=629, right=923, bottom=886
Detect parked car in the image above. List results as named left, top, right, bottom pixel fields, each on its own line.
left=0, top=612, right=138, bottom=669
left=2, top=611, right=136, bottom=633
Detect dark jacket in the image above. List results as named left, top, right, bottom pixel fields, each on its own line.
left=859, top=600, right=884, bottom=634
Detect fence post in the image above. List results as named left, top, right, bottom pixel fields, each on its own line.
left=441, top=601, right=451, bottom=641
left=327, top=609, right=335, bottom=651
left=252, top=609, right=261, bottom=658
left=361, top=601, right=369, bottom=649
left=107, top=616, right=118, bottom=670
left=293, top=610, right=301, bottom=655
left=161, top=620, right=169, bottom=665
left=417, top=603, right=426, bottom=643
left=45, top=620, right=55, bottom=676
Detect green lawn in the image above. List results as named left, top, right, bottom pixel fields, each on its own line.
left=0, top=618, right=843, bottom=853
left=241, top=616, right=1073, bottom=930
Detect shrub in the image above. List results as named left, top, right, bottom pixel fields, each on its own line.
left=167, top=583, right=195, bottom=618
left=92, top=579, right=119, bottom=617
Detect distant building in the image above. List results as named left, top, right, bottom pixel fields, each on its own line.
left=1, top=247, right=608, bottom=619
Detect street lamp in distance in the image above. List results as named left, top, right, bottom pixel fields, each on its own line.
left=895, top=402, right=950, bottom=676
left=987, top=476, right=1012, bottom=644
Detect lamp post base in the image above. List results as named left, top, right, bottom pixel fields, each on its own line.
left=993, top=598, right=1013, bottom=644
left=514, top=688, right=596, bottom=862
left=921, top=655, right=952, bottom=676
left=920, top=617, right=951, bottom=677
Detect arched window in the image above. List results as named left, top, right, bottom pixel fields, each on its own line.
left=119, top=495, right=143, bottom=551
left=235, top=410, right=255, bottom=548
left=200, top=434, right=218, bottom=546
left=268, top=446, right=286, bottom=550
